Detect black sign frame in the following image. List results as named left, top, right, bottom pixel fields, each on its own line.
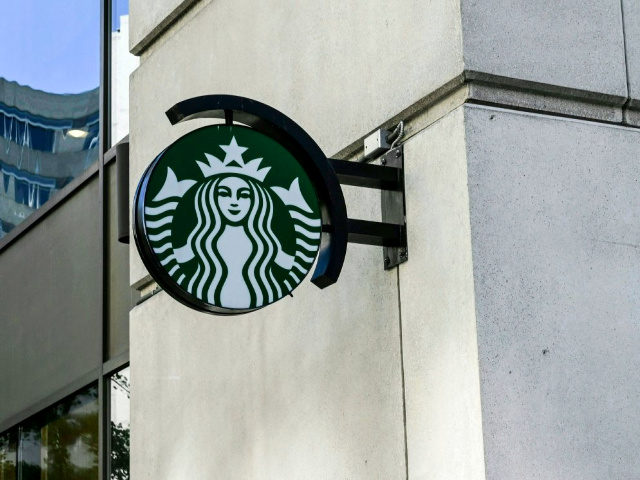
left=133, top=95, right=348, bottom=315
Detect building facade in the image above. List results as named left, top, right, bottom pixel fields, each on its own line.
left=0, top=2, right=132, bottom=479
left=2, top=1, right=640, bottom=479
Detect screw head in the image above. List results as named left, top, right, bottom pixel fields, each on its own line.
left=384, top=256, right=390, bottom=266
left=396, top=150, right=401, bottom=157
left=381, top=158, right=387, bottom=165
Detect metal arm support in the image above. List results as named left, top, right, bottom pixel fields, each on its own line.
left=328, top=159, right=402, bottom=191
left=327, top=146, right=408, bottom=270
left=322, top=219, right=405, bottom=247
left=346, top=220, right=406, bottom=247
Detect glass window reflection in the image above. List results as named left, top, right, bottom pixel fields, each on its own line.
left=111, top=0, right=138, bottom=146
left=0, top=429, right=17, bottom=480
left=109, top=367, right=130, bottom=480
left=17, top=385, right=98, bottom=480
left=0, top=1, right=100, bottom=239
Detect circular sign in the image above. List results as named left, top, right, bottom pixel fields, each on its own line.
left=134, top=124, right=322, bottom=314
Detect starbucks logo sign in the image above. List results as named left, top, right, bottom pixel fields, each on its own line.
left=134, top=94, right=408, bottom=317
left=135, top=125, right=323, bottom=314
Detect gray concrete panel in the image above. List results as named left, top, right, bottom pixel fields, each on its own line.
left=462, top=0, right=628, bottom=99
left=0, top=179, right=101, bottom=424
left=465, top=105, right=640, bottom=479
left=467, top=83, right=624, bottom=124
left=399, top=107, right=486, bottom=479
left=623, top=0, right=640, bottom=112
left=130, top=185, right=406, bottom=479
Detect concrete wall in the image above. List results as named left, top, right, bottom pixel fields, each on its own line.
left=465, top=105, right=640, bottom=479
left=129, top=0, right=199, bottom=54
left=399, top=107, right=485, bottom=480
left=130, top=185, right=408, bottom=479
left=127, top=0, right=465, bottom=276
left=622, top=0, right=640, bottom=124
left=461, top=1, right=628, bottom=98
left=624, top=0, right=640, bottom=98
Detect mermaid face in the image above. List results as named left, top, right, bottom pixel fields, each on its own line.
left=215, top=176, right=252, bottom=224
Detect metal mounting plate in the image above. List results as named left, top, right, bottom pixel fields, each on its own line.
left=381, top=146, right=407, bottom=269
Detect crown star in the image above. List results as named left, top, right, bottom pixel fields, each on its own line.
left=219, top=136, right=248, bottom=166
left=196, top=136, right=271, bottom=182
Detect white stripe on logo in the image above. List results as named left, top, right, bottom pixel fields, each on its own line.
left=294, top=224, right=321, bottom=240
left=153, top=243, right=172, bottom=254
left=145, top=202, right=178, bottom=215
left=161, top=254, right=176, bottom=266
left=289, top=210, right=321, bottom=227
left=289, top=271, right=301, bottom=283
left=292, top=261, right=306, bottom=274
left=146, top=216, right=173, bottom=229
left=296, top=238, right=317, bottom=251
left=187, top=265, right=200, bottom=293
left=295, top=251, right=314, bottom=263
left=149, top=230, right=171, bottom=241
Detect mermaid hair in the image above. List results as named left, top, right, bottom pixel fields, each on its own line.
left=183, top=174, right=284, bottom=308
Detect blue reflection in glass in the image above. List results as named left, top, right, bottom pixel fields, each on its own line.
left=0, top=0, right=100, bottom=239
left=112, top=0, right=130, bottom=32
left=0, top=2, right=99, bottom=94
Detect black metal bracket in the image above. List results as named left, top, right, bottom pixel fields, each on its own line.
left=328, top=145, right=407, bottom=270
left=162, top=95, right=405, bottom=299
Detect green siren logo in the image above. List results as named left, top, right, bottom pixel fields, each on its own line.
left=138, top=125, right=322, bottom=313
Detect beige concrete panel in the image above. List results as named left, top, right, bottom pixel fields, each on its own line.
left=129, top=0, right=200, bottom=54
left=130, top=186, right=406, bottom=479
left=399, top=107, right=486, bottom=480
left=132, top=0, right=463, bottom=144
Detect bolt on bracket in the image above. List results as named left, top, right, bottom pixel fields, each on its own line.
left=380, top=146, right=407, bottom=269
left=327, top=145, right=407, bottom=270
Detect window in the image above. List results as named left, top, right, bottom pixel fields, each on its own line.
left=109, top=367, right=130, bottom=480
left=0, top=429, right=17, bottom=480
left=111, top=0, right=138, bottom=146
left=0, top=385, right=98, bottom=480
left=0, top=369, right=132, bottom=480
left=0, top=1, right=101, bottom=238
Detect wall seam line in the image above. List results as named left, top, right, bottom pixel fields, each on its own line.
left=620, top=0, right=633, bottom=120
left=461, top=106, right=489, bottom=479
left=396, top=267, right=409, bottom=480
left=130, top=0, right=201, bottom=56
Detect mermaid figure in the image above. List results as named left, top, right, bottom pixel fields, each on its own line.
left=145, top=135, right=322, bottom=310
left=174, top=174, right=294, bottom=309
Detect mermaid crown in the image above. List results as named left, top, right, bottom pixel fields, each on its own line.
left=197, top=136, right=271, bottom=182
